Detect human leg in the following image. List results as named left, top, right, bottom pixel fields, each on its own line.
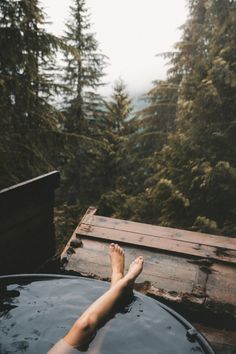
left=63, top=245, right=144, bottom=349
left=109, top=243, right=125, bottom=287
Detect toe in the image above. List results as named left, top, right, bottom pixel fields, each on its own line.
left=110, top=243, right=115, bottom=251
left=120, top=246, right=124, bottom=254
left=134, top=256, right=143, bottom=264
left=138, top=257, right=144, bottom=264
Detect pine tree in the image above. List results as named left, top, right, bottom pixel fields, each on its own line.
left=59, top=0, right=107, bottom=206
left=144, top=0, right=236, bottom=234
left=125, top=79, right=178, bottom=198
left=99, top=77, right=178, bottom=220
left=135, top=80, right=177, bottom=156
left=104, top=79, right=133, bottom=135
left=0, top=0, right=62, bottom=188
left=112, top=0, right=236, bottom=233
left=62, top=0, right=106, bottom=133
left=99, top=79, right=134, bottom=215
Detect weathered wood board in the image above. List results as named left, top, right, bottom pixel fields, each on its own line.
left=193, top=324, right=236, bottom=354
left=61, top=207, right=236, bottom=352
left=0, top=171, right=60, bottom=275
left=61, top=207, right=236, bottom=310
left=77, top=209, right=236, bottom=264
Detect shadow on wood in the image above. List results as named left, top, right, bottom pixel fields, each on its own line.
left=0, top=171, right=60, bottom=275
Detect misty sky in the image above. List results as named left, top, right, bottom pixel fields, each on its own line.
left=41, top=0, right=188, bottom=96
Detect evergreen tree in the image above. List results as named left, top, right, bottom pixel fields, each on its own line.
left=143, top=0, right=236, bottom=234
left=134, top=80, right=177, bottom=156
left=59, top=0, right=107, bottom=207
left=99, top=77, right=178, bottom=220
left=0, top=0, right=62, bottom=188
left=104, top=79, right=133, bottom=135
left=99, top=79, right=134, bottom=215
left=109, top=0, right=236, bottom=234
left=62, top=0, right=106, bottom=133
left=126, top=79, right=178, bottom=197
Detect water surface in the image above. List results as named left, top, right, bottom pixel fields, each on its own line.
left=0, top=275, right=208, bottom=353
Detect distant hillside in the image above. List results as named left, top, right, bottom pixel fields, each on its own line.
left=132, top=94, right=148, bottom=114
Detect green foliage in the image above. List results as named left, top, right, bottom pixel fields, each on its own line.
left=192, top=216, right=219, bottom=235
left=98, top=79, right=135, bottom=212
left=54, top=202, right=84, bottom=254
left=140, top=0, right=236, bottom=235
left=61, top=0, right=106, bottom=133
left=104, top=79, right=133, bottom=135
left=1, top=0, right=236, bottom=254
left=58, top=0, right=108, bottom=208
left=105, top=0, right=236, bottom=238
left=135, top=80, right=178, bottom=154
left=0, top=0, right=62, bottom=188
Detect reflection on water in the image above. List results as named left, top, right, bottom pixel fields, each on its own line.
left=0, top=276, right=207, bottom=354
left=0, top=284, right=20, bottom=319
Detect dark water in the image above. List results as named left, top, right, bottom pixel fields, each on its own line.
left=0, top=275, right=210, bottom=354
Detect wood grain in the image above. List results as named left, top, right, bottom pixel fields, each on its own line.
left=77, top=223, right=236, bottom=263
left=84, top=215, right=236, bottom=250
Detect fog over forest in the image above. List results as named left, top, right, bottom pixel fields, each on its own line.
left=1, top=0, right=236, bottom=251
left=41, top=0, right=188, bottom=97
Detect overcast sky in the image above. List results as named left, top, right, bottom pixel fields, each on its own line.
left=41, top=0, right=188, bottom=96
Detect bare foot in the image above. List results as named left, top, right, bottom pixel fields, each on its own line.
left=125, top=256, right=144, bottom=284
left=109, top=243, right=125, bottom=286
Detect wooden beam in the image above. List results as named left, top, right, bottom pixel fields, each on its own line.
left=84, top=215, right=236, bottom=251
left=76, top=223, right=236, bottom=263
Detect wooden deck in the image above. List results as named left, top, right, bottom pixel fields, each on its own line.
left=60, top=207, right=236, bottom=353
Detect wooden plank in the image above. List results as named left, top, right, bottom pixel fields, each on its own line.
left=194, top=324, right=236, bottom=354
left=0, top=208, right=54, bottom=247
left=0, top=221, right=55, bottom=275
left=61, top=209, right=236, bottom=342
left=0, top=200, right=54, bottom=235
left=0, top=171, right=59, bottom=218
left=84, top=215, right=236, bottom=251
left=192, top=267, right=208, bottom=298
left=76, top=224, right=236, bottom=263
left=61, top=225, right=236, bottom=317
left=80, top=206, right=97, bottom=225
left=206, top=263, right=236, bottom=309
left=64, top=237, right=198, bottom=294
left=0, top=170, right=60, bottom=197
left=0, top=172, right=59, bottom=275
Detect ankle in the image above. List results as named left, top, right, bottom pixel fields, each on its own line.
left=112, top=271, right=123, bottom=279
left=123, top=274, right=134, bottom=286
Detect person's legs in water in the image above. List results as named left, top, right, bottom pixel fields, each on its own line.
left=63, top=243, right=144, bottom=350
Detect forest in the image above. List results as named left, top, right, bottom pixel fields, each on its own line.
left=1, top=0, right=236, bottom=252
